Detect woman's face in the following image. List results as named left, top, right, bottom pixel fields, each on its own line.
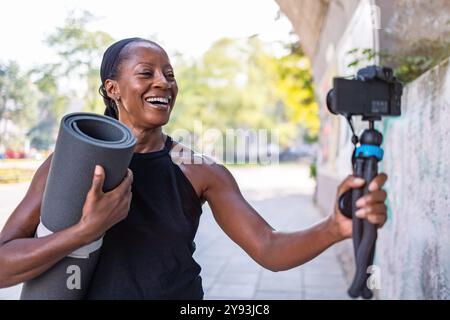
left=113, top=42, right=178, bottom=129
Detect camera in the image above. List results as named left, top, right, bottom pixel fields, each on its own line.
left=326, top=66, right=403, bottom=299
left=326, top=65, right=402, bottom=118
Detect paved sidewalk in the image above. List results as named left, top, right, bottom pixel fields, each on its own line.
left=0, top=164, right=349, bottom=300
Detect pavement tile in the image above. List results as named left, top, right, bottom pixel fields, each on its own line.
left=257, top=277, right=302, bottom=292
left=207, top=283, right=256, bottom=299
left=303, top=287, right=350, bottom=300
left=253, top=290, right=302, bottom=300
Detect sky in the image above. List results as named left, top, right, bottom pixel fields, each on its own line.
left=0, top=0, right=296, bottom=69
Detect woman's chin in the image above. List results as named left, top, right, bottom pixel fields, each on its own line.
left=144, top=101, right=172, bottom=112
left=143, top=113, right=171, bottom=127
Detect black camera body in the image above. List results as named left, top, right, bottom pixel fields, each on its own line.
left=327, top=65, right=402, bottom=119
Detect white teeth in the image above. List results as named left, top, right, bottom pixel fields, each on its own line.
left=145, top=96, right=170, bottom=104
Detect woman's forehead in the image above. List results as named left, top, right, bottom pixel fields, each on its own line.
left=125, top=42, right=169, bottom=62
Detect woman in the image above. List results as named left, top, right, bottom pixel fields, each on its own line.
left=0, top=38, right=388, bottom=299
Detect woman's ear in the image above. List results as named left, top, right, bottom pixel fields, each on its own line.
left=104, top=79, right=120, bottom=101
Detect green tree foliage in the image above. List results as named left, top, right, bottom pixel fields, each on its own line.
left=2, top=10, right=320, bottom=154
left=0, top=9, right=112, bottom=151
left=0, top=61, right=37, bottom=149
left=27, top=65, right=69, bottom=149
left=266, top=42, right=319, bottom=140
left=168, top=37, right=319, bottom=148
left=44, top=10, right=114, bottom=114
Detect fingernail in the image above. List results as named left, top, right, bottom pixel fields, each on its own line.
left=356, top=199, right=365, bottom=207
left=354, top=178, right=365, bottom=184
left=355, top=209, right=365, bottom=218
left=95, top=165, right=101, bottom=175
left=369, top=183, right=378, bottom=191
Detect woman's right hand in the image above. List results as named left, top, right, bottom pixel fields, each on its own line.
left=77, top=165, right=133, bottom=243
left=0, top=160, right=133, bottom=288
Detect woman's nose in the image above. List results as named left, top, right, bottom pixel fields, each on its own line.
left=152, top=71, right=169, bottom=89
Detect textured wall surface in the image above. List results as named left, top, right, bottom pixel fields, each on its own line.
left=276, top=0, right=450, bottom=299
left=376, top=59, right=450, bottom=299
left=377, top=0, right=450, bottom=58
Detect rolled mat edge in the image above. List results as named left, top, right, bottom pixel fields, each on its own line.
left=20, top=112, right=136, bottom=300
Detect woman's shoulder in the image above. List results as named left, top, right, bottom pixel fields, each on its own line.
left=169, top=141, right=213, bottom=166
left=169, top=141, right=234, bottom=194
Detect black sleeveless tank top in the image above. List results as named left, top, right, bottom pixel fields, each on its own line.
left=86, top=136, right=204, bottom=299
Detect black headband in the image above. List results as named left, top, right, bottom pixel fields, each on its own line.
left=100, top=37, right=144, bottom=84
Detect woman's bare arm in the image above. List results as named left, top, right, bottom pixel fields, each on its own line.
left=201, top=163, right=387, bottom=272
left=0, top=157, right=133, bottom=288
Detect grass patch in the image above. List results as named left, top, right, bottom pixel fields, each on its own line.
left=0, top=168, right=35, bottom=184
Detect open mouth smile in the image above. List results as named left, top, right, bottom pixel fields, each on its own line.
left=144, top=96, right=172, bottom=110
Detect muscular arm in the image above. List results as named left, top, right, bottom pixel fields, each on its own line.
left=0, top=156, right=132, bottom=288
left=203, top=163, right=340, bottom=272
left=176, top=142, right=388, bottom=273
left=0, top=156, right=89, bottom=288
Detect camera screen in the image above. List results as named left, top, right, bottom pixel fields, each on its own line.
left=333, top=78, right=392, bottom=116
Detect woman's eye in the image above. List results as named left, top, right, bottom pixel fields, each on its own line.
left=140, top=71, right=154, bottom=77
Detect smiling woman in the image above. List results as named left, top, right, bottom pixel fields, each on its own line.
left=98, top=37, right=178, bottom=131
left=0, top=37, right=389, bottom=300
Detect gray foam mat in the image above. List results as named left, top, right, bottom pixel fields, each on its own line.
left=20, top=113, right=136, bottom=300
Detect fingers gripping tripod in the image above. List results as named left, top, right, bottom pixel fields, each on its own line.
left=339, top=118, right=383, bottom=299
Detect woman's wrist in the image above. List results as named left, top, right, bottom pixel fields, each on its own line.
left=324, top=215, right=346, bottom=243
left=71, top=221, right=97, bottom=246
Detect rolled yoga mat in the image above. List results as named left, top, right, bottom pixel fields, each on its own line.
left=20, top=112, right=136, bottom=300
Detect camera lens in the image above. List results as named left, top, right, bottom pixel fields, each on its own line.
left=326, top=89, right=338, bottom=115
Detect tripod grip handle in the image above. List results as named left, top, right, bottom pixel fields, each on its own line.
left=348, top=157, right=379, bottom=298
left=351, top=158, right=365, bottom=254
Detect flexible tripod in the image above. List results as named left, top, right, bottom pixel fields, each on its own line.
left=339, top=117, right=383, bottom=299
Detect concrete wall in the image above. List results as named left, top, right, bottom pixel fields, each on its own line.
left=276, top=0, right=450, bottom=299
left=377, top=0, right=450, bottom=64
left=377, top=59, right=450, bottom=299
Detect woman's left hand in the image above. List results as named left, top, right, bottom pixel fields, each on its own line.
left=330, top=173, right=388, bottom=240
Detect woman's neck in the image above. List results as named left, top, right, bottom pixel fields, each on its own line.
left=135, top=129, right=166, bottom=153
left=130, top=126, right=166, bottom=153
left=118, top=109, right=167, bottom=153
